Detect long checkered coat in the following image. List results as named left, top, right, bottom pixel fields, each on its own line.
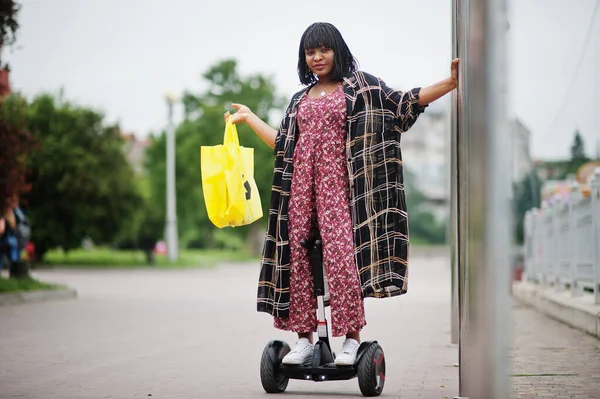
left=257, top=70, right=427, bottom=318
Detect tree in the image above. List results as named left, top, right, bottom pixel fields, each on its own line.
left=570, top=130, right=587, bottom=162
left=0, top=0, right=19, bottom=67
left=512, top=170, right=541, bottom=244
left=404, top=167, right=447, bottom=245
left=567, top=130, right=590, bottom=177
left=0, top=0, right=30, bottom=212
left=20, top=93, right=143, bottom=260
left=409, top=211, right=447, bottom=244
left=0, top=95, right=35, bottom=210
left=145, top=59, right=285, bottom=253
left=113, top=176, right=164, bottom=265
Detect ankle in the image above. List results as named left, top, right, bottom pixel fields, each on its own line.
left=298, top=332, right=313, bottom=344
left=345, top=332, right=360, bottom=343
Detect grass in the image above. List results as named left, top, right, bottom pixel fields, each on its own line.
left=0, top=276, right=64, bottom=293
left=41, top=247, right=259, bottom=268
left=511, top=373, right=578, bottom=377
left=37, top=243, right=447, bottom=269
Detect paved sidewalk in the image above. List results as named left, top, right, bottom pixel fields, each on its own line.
left=0, top=255, right=598, bottom=398
left=0, top=256, right=457, bottom=399
left=510, top=300, right=600, bottom=398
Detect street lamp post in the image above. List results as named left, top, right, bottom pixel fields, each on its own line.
left=165, top=93, right=179, bottom=262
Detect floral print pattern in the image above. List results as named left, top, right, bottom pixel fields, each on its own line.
left=274, top=84, right=366, bottom=337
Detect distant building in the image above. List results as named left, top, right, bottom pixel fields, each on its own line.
left=121, top=133, right=151, bottom=175
left=402, top=114, right=534, bottom=220
left=511, top=118, right=532, bottom=183
left=533, top=160, right=569, bottom=182
left=401, top=108, right=450, bottom=220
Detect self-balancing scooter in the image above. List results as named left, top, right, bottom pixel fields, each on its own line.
left=259, top=235, right=386, bottom=397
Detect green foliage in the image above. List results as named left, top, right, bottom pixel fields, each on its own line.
left=113, top=175, right=164, bottom=254
left=145, top=59, right=285, bottom=252
left=512, top=171, right=542, bottom=244
left=0, top=0, right=20, bottom=67
left=404, top=168, right=448, bottom=245
left=570, top=130, right=587, bottom=162
left=0, top=276, right=63, bottom=293
left=404, top=168, right=428, bottom=208
left=43, top=247, right=257, bottom=268
left=19, top=93, right=143, bottom=259
left=568, top=130, right=590, bottom=176
left=0, top=94, right=36, bottom=207
left=409, top=211, right=447, bottom=245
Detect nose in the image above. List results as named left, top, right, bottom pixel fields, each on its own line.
left=314, top=51, right=323, bottom=61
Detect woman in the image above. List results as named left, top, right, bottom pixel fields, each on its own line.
left=226, top=22, right=459, bottom=366
left=0, top=195, right=26, bottom=272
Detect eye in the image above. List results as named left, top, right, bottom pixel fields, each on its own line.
left=321, top=47, right=331, bottom=53
left=306, top=49, right=315, bottom=56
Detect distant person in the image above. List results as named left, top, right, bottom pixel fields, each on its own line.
left=0, top=195, right=30, bottom=275
left=225, top=22, right=459, bottom=365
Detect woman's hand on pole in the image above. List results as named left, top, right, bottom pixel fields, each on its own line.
left=417, top=58, right=460, bottom=106
left=450, top=58, right=459, bottom=87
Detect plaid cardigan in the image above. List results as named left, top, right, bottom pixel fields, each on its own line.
left=257, top=70, right=427, bottom=318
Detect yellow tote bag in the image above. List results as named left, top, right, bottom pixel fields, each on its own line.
left=200, top=119, right=262, bottom=228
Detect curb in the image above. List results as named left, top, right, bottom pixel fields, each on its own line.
left=512, top=281, right=600, bottom=339
left=0, top=288, right=78, bottom=307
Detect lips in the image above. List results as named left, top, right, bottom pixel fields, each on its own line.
left=313, top=64, right=326, bottom=70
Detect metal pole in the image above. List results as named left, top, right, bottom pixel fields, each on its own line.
left=456, top=0, right=470, bottom=396
left=165, top=94, right=179, bottom=262
left=450, top=0, right=460, bottom=347
left=459, top=0, right=511, bottom=396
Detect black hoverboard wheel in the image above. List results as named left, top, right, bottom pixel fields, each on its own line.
left=260, top=340, right=290, bottom=393
left=357, top=342, right=386, bottom=397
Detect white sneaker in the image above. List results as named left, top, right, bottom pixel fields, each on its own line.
left=281, top=338, right=314, bottom=365
left=334, top=338, right=360, bottom=366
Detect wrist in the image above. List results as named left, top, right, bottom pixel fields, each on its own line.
left=245, top=111, right=258, bottom=124
left=448, top=76, right=457, bottom=90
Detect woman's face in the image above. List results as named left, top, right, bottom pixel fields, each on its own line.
left=305, top=46, right=335, bottom=80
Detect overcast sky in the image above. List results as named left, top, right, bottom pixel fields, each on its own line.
left=3, top=0, right=598, bottom=160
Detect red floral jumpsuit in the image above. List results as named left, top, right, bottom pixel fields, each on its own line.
left=274, top=84, right=367, bottom=337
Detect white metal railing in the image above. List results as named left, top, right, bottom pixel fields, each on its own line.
left=524, top=168, right=600, bottom=304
